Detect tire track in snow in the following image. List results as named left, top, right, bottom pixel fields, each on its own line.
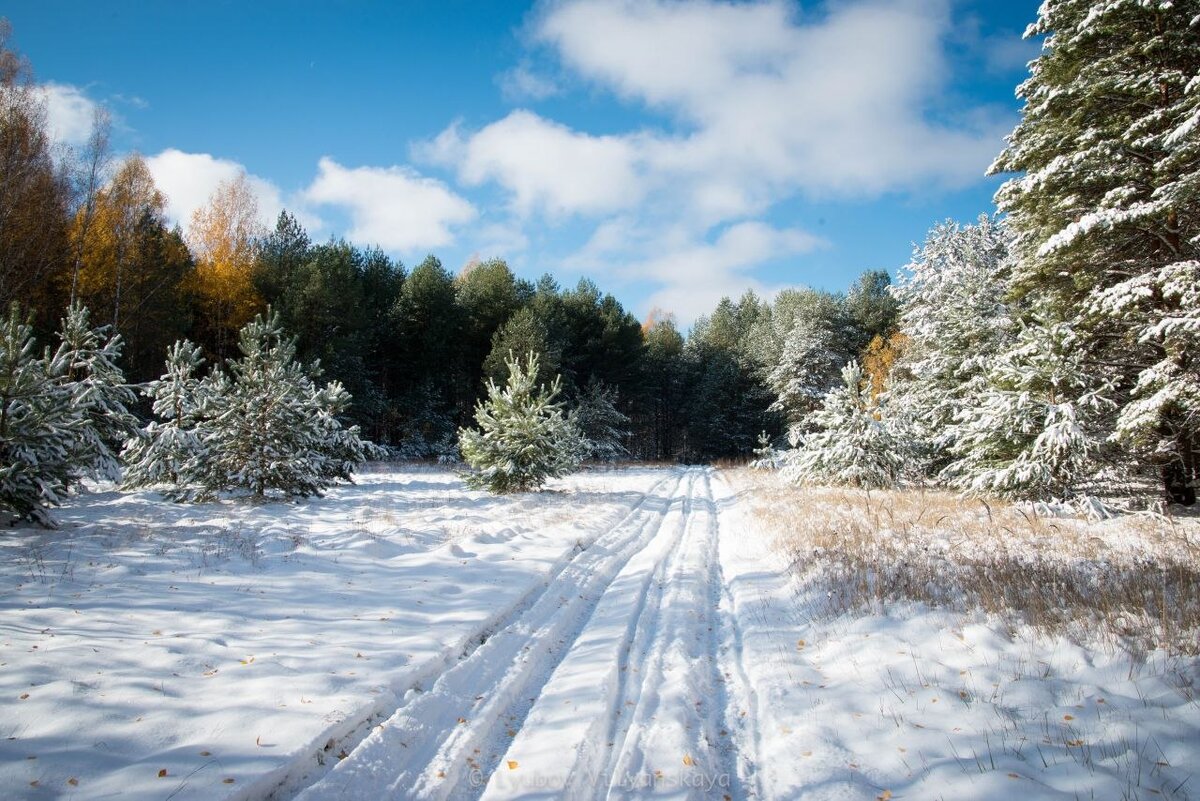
left=709, top=469, right=763, bottom=801
left=287, top=469, right=690, bottom=801
left=470, top=469, right=703, bottom=800
left=596, top=467, right=731, bottom=801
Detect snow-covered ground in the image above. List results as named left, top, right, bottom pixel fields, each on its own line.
left=2, top=464, right=1198, bottom=800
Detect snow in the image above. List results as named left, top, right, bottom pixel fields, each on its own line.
left=2, top=464, right=1197, bottom=800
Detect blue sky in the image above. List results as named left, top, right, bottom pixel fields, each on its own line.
left=7, top=0, right=1039, bottom=325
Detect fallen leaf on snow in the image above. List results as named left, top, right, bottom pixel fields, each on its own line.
left=507, top=760, right=518, bottom=770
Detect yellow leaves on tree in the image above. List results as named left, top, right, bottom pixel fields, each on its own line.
left=862, top=331, right=909, bottom=400
left=187, top=174, right=265, bottom=360
left=72, top=154, right=165, bottom=329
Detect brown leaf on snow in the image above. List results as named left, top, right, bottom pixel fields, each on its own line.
left=157, top=769, right=168, bottom=778
left=682, top=754, right=695, bottom=766
left=223, top=778, right=236, bottom=784
left=67, top=778, right=79, bottom=786
left=877, top=792, right=892, bottom=801
left=507, top=760, right=518, bottom=770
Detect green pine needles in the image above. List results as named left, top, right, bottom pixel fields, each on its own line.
left=459, top=351, right=586, bottom=493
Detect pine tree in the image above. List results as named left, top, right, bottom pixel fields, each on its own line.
left=129, top=312, right=372, bottom=501
left=990, top=0, right=1200, bottom=503
left=887, top=217, right=1014, bottom=474
left=458, top=351, right=585, bottom=493
left=0, top=304, right=81, bottom=525
left=49, top=303, right=138, bottom=484
left=941, top=316, right=1115, bottom=500
left=767, top=314, right=850, bottom=433
left=196, top=310, right=368, bottom=499
left=121, top=340, right=206, bottom=494
left=783, top=361, right=904, bottom=489
left=573, top=378, right=629, bottom=461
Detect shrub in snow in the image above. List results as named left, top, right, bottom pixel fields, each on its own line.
left=124, top=311, right=372, bottom=501
left=573, top=378, right=629, bottom=462
left=458, top=351, right=586, bottom=493
left=1, top=303, right=136, bottom=526
left=783, top=361, right=905, bottom=489
left=941, top=317, right=1114, bottom=501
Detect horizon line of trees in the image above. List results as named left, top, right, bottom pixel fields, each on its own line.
left=3, top=1, right=1197, bottom=511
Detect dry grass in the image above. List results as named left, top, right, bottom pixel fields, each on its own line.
left=730, top=468, right=1200, bottom=654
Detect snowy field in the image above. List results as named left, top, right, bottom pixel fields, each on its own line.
left=2, top=464, right=1198, bottom=800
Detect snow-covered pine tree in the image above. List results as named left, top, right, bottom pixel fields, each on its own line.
left=573, top=378, right=629, bottom=461
left=49, top=303, right=138, bottom=485
left=0, top=304, right=83, bottom=525
left=783, top=361, right=904, bottom=489
left=121, top=340, right=206, bottom=494
left=458, top=351, right=585, bottom=493
left=887, top=217, right=1014, bottom=474
left=990, top=0, right=1200, bottom=503
left=941, top=315, right=1115, bottom=500
left=186, top=310, right=371, bottom=500
left=767, top=313, right=849, bottom=433
left=309, top=378, right=372, bottom=483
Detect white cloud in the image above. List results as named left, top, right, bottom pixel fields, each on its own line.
left=570, top=219, right=825, bottom=325
left=430, top=110, right=644, bottom=218
left=418, top=0, right=1013, bottom=320
left=498, top=63, right=560, bottom=102
left=39, top=82, right=99, bottom=146
left=145, top=148, right=298, bottom=232
left=532, top=0, right=1006, bottom=201
left=303, top=157, right=476, bottom=253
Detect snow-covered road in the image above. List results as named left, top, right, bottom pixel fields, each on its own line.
left=291, top=466, right=755, bottom=800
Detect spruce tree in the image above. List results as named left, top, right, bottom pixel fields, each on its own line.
left=573, top=378, right=629, bottom=462
left=197, top=310, right=369, bottom=499
left=887, top=217, right=1014, bottom=474
left=783, top=361, right=904, bottom=489
left=990, top=0, right=1200, bottom=503
left=458, top=351, right=585, bottom=493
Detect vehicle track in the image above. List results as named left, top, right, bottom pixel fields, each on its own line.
left=288, top=469, right=692, bottom=801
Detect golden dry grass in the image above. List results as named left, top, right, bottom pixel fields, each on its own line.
left=729, top=468, right=1200, bottom=654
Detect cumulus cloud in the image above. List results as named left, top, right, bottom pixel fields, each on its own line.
left=145, top=149, right=296, bottom=231
left=570, top=218, right=825, bottom=324
left=430, top=110, right=644, bottom=218
left=39, top=82, right=99, bottom=146
left=533, top=0, right=1006, bottom=200
left=303, top=157, right=476, bottom=253
left=415, top=0, right=1011, bottom=319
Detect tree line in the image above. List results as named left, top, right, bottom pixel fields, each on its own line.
left=2, top=0, right=1197, bottom=510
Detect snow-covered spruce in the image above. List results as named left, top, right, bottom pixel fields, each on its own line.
left=783, top=360, right=904, bottom=489
left=0, top=303, right=136, bottom=526
left=0, top=306, right=81, bottom=526
left=458, top=351, right=586, bottom=493
left=124, top=311, right=371, bottom=501
left=572, top=377, right=629, bottom=462
left=941, top=315, right=1115, bottom=501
